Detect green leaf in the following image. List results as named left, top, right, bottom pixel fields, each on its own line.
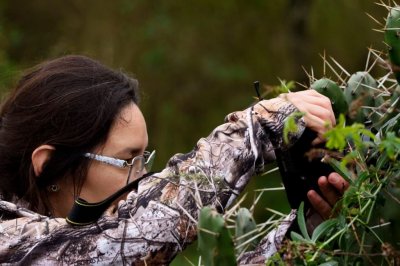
left=325, top=157, right=353, bottom=184
left=297, top=202, right=310, bottom=241
left=354, top=171, right=369, bottom=187
left=283, top=111, right=305, bottom=144
left=311, top=218, right=337, bottom=242
left=324, top=114, right=347, bottom=151
left=339, top=150, right=357, bottom=169
left=278, top=79, right=295, bottom=93
left=379, top=131, right=400, bottom=160
left=342, top=186, right=359, bottom=212
left=290, top=231, right=306, bottom=242
left=376, top=153, right=389, bottom=171
left=324, top=114, right=375, bottom=152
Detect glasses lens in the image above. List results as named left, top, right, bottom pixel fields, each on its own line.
left=126, top=156, right=145, bottom=184
left=144, top=150, right=156, bottom=172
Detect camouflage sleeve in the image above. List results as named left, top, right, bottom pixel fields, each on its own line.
left=0, top=98, right=305, bottom=265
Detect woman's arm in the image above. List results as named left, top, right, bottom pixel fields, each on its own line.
left=0, top=91, right=332, bottom=265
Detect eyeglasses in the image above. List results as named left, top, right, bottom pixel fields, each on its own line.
left=83, top=150, right=156, bottom=185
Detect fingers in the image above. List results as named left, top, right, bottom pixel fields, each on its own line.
left=287, top=90, right=333, bottom=115
left=311, top=136, right=325, bottom=146
left=307, top=104, right=336, bottom=127
left=308, top=173, right=350, bottom=220
left=287, top=89, right=330, bottom=106
left=327, top=172, right=349, bottom=193
left=302, top=112, right=331, bottom=145
left=307, top=190, right=332, bottom=220
left=285, top=90, right=336, bottom=139
left=304, top=113, right=330, bottom=135
left=318, top=176, right=341, bottom=206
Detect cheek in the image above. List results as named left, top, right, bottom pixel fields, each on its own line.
left=80, top=163, right=128, bottom=202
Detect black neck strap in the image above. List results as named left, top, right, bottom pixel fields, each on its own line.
left=66, top=172, right=154, bottom=226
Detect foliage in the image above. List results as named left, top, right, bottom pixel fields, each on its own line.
left=324, top=114, right=375, bottom=152
left=194, top=2, right=400, bottom=265
left=278, top=113, right=400, bottom=265
left=269, top=4, right=400, bottom=261
left=0, top=0, right=396, bottom=265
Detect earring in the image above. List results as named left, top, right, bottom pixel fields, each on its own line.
left=47, top=184, right=60, bottom=192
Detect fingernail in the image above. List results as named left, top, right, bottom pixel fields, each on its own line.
left=318, top=176, right=326, bottom=186
left=329, top=173, right=338, bottom=184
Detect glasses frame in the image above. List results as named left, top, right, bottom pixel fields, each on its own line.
left=83, top=150, right=155, bottom=184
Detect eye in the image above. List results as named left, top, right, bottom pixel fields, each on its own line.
left=124, top=156, right=137, bottom=165
left=143, top=151, right=151, bottom=160
left=125, top=156, right=136, bottom=161
left=124, top=152, right=141, bottom=161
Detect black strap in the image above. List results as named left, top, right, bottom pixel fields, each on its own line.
left=66, top=172, right=154, bottom=226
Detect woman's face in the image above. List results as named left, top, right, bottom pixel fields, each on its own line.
left=80, top=102, right=149, bottom=202
left=51, top=103, right=148, bottom=217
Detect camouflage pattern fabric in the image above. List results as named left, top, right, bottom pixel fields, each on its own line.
left=0, top=98, right=305, bottom=265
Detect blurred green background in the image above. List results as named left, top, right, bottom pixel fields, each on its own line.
left=0, top=0, right=387, bottom=264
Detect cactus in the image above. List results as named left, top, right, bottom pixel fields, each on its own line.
left=235, top=208, right=258, bottom=253
left=193, top=5, right=400, bottom=266
left=385, top=6, right=400, bottom=83
left=344, top=71, right=381, bottom=124
left=375, top=85, right=400, bottom=132
left=197, top=207, right=236, bottom=266
left=311, top=78, right=348, bottom=118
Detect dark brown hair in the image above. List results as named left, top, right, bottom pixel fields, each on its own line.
left=0, top=55, right=140, bottom=214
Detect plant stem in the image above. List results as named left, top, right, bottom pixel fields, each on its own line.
left=359, top=174, right=390, bottom=254
left=310, top=179, right=386, bottom=262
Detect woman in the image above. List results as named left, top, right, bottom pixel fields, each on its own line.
left=0, top=55, right=347, bottom=265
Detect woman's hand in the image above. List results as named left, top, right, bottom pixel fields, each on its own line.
left=282, top=90, right=335, bottom=145
left=307, top=172, right=349, bottom=220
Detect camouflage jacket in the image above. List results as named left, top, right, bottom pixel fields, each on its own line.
left=0, top=98, right=304, bottom=265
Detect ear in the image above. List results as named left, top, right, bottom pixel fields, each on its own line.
left=31, top=145, right=55, bottom=176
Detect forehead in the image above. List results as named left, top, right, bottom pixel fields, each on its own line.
left=101, top=103, right=148, bottom=156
